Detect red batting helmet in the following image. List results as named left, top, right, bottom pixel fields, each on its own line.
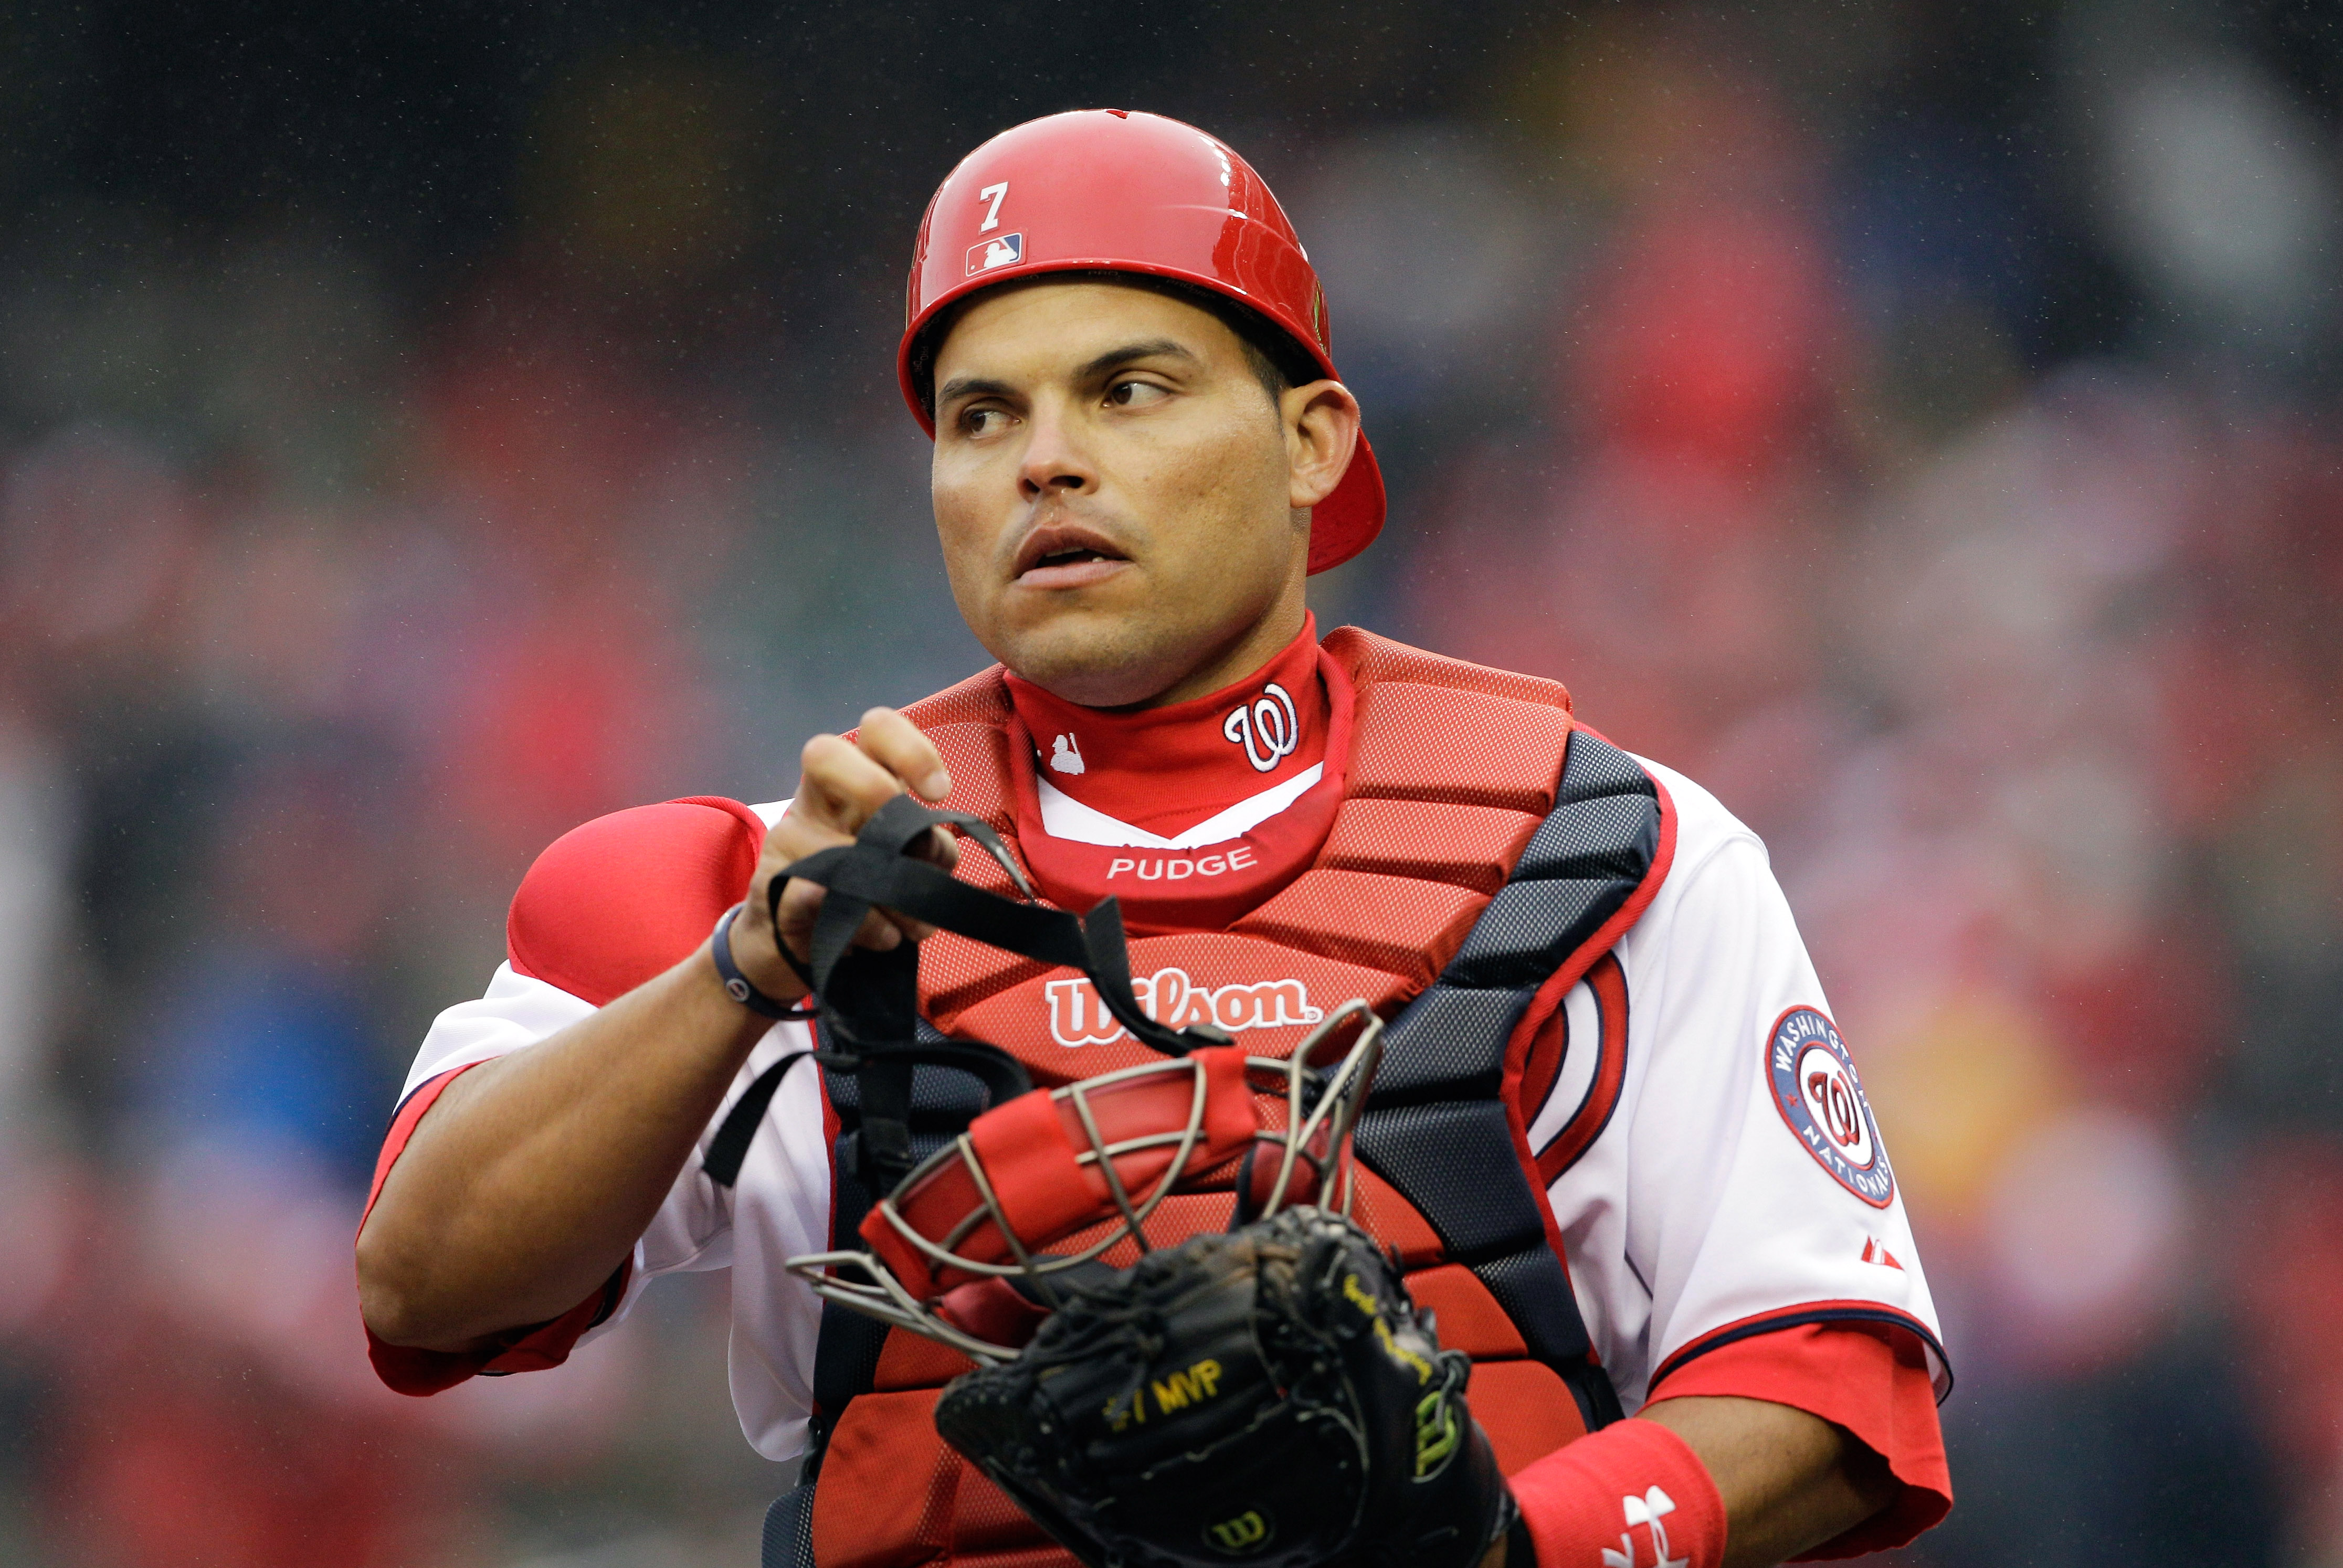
left=899, top=109, right=1385, bottom=575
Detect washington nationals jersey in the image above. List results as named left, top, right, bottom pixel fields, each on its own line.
left=381, top=757, right=1944, bottom=1461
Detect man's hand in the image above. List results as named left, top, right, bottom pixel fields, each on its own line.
left=359, top=706, right=958, bottom=1354
left=727, top=707, right=958, bottom=1002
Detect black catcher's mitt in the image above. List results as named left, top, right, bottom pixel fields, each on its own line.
left=933, top=1207, right=1518, bottom=1568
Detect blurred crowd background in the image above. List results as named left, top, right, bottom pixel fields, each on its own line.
left=0, top=1, right=2336, bottom=1563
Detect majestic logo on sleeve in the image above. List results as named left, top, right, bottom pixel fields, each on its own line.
left=1768, top=1007, right=1895, bottom=1209
left=1222, top=682, right=1300, bottom=772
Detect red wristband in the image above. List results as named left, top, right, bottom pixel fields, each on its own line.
left=1508, top=1418, right=1725, bottom=1568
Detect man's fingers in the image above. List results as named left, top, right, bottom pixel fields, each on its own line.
left=793, top=733, right=910, bottom=836
left=771, top=864, right=942, bottom=957
left=918, top=823, right=959, bottom=871
left=857, top=707, right=952, bottom=802
left=852, top=908, right=904, bottom=951
left=759, top=711, right=958, bottom=985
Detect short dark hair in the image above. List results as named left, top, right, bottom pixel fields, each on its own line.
left=910, top=270, right=1322, bottom=418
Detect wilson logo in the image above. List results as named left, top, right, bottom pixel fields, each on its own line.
left=1202, top=1509, right=1273, bottom=1556
left=1045, top=967, right=1324, bottom=1047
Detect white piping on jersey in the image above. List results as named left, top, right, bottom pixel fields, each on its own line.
left=1035, top=763, right=1322, bottom=849
left=757, top=770, right=1324, bottom=853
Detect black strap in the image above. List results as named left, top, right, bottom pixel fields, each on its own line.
left=1505, top=1507, right=1535, bottom=1568
left=707, top=794, right=1228, bottom=1192
left=703, top=1036, right=1041, bottom=1190
left=769, top=795, right=1222, bottom=1060
left=705, top=1050, right=817, bottom=1188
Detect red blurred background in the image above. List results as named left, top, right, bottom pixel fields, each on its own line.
left=0, top=3, right=2337, bottom=1563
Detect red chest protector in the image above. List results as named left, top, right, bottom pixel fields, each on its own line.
left=502, top=627, right=1677, bottom=1568
left=770, top=629, right=1677, bottom=1568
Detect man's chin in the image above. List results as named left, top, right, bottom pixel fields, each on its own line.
left=990, top=602, right=1184, bottom=708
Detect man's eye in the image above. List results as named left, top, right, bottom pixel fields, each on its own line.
left=1106, top=379, right=1168, bottom=408
left=962, top=406, right=1009, bottom=436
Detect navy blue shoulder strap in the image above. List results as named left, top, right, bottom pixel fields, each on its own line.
left=1353, top=727, right=1666, bottom=1432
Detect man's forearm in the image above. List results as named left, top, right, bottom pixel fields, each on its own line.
left=1641, top=1396, right=1893, bottom=1568
left=356, top=941, right=768, bottom=1351
left=1489, top=1396, right=1893, bottom=1568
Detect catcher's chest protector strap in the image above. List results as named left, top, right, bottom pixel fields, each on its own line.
left=788, top=628, right=1676, bottom=1568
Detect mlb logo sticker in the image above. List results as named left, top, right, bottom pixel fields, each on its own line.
left=966, top=232, right=1024, bottom=276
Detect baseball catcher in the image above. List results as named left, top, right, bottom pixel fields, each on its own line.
left=358, top=108, right=1954, bottom=1568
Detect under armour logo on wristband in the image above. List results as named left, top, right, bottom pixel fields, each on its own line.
left=1600, top=1487, right=1687, bottom=1568
left=1222, top=682, right=1299, bottom=772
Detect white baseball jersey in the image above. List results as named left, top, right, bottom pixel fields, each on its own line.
left=389, top=758, right=1944, bottom=1463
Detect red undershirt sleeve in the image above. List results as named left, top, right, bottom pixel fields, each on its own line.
left=1641, top=1320, right=1950, bottom=1559
left=357, top=1063, right=634, bottom=1397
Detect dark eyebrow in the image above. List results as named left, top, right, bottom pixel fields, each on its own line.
left=934, top=374, right=1017, bottom=408
left=935, top=340, right=1198, bottom=412
left=1078, top=339, right=1196, bottom=380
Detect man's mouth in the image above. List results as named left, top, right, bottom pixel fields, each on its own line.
left=1014, top=525, right=1132, bottom=588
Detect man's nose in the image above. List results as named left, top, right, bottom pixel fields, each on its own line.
left=1017, top=400, right=1099, bottom=501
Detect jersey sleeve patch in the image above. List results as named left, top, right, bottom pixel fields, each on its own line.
left=506, top=796, right=767, bottom=1007
left=1767, top=1006, right=1895, bottom=1209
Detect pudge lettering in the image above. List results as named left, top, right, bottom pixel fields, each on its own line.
left=1104, top=845, right=1259, bottom=881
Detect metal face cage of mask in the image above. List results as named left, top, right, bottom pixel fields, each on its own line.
left=784, top=1002, right=1384, bottom=1363
left=690, top=792, right=1388, bottom=1362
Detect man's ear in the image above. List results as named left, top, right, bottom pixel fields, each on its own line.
left=1283, top=379, right=1363, bottom=511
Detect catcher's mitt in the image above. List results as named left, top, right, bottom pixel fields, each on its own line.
left=933, top=1206, right=1517, bottom=1568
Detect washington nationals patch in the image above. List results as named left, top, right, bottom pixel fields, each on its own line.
left=1768, top=1007, right=1894, bottom=1208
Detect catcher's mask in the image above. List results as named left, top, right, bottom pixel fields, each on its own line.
left=706, top=792, right=1387, bottom=1363
left=786, top=1007, right=1382, bottom=1362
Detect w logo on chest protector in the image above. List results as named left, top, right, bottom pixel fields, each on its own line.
left=1222, top=682, right=1300, bottom=772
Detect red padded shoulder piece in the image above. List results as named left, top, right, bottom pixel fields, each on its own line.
left=1320, top=624, right=1571, bottom=713
left=898, top=664, right=1015, bottom=734
left=895, top=667, right=1021, bottom=835
left=506, top=795, right=769, bottom=1007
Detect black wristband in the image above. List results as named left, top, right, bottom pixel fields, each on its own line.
left=710, top=903, right=799, bottom=1020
